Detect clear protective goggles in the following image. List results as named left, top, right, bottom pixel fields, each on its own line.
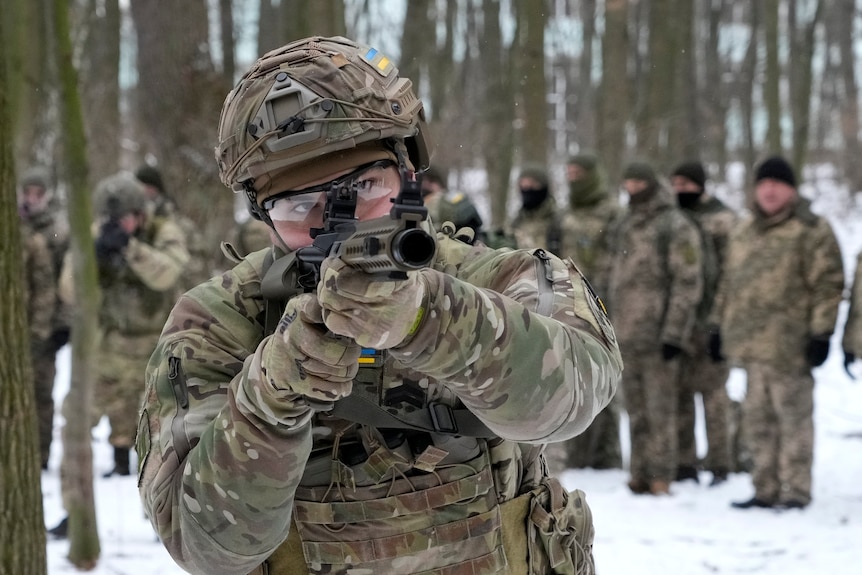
left=263, top=160, right=397, bottom=222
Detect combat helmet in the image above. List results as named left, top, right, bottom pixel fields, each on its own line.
left=215, top=36, right=431, bottom=210
left=95, top=172, right=148, bottom=220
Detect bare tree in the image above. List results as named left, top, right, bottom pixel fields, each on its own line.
left=54, top=0, right=102, bottom=566
left=515, top=0, right=549, bottom=166
left=219, top=0, right=236, bottom=83
left=0, top=3, right=49, bottom=571
left=834, top=0, right=862, bottom=193
left=597, top=0, right=629, bottom=182
left=788, top=0, right=824, bottom=174
left=80, top=0, right=120, bottom=185
left=763, top=0, right=782, bottom=154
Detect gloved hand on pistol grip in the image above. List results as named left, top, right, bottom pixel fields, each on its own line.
left=262, top=293, right=361, bottom=410
left=317, top=256, right=427, bottom=350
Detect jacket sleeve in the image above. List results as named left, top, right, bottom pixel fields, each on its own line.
left=138, top=255, right=311, bottom=575
left=843, top=251, right=862, bottom=355
left=660, top=214, right=703, bottom=349
left=392, top=244, right=623, bottom=443
left=125, top=219, right=190, bottom=292
left=804, top=218, right=845, bottom=336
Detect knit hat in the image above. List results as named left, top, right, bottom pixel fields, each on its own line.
left=671, top=161, right=706, bottom=190
left=755, top=156, right=796, bottom=188
left=622, top=161, right=657, bottom=185
left=568, top=153, right=598, bottom=172
left=135, top=164, right=165, bottom=194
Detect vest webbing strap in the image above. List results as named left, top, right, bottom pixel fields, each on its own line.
left=329, top=392, right=496, bottom=438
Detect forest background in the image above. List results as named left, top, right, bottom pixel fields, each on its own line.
left=3, top=0, right=862, bottom=572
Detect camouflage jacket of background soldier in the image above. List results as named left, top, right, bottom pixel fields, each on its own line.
left=510, top=196, right=562, bottom=255
left=712, top=197, right=843, bottom=369
left=843, top=250, right=862, bottom=358
left=605, top=188, right=703, bottom=355
left=680, top=195, right=737, bottom=330
left=21, top=222, right=56, bottom=345
left=137, top=230, right=623, bottom=575
left=559, top=187, right=621, bottom=297
left=25, top=206, right=71, bottom=342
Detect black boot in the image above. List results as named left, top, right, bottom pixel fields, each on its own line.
left=675, top=464, right=700, bottom=483
left=47, top=516, right=69, bottom=539
left=103, top=446, right=131, bottom=478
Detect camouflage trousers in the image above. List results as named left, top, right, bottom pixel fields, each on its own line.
left=32, top=342, right=58, bottom=468
left=622, top=351, right=680, bottom=483
left=743, top=362, right=814, bottom=504
left=676, top=349, right=731, bottom=473
left=94, top=331, right=160, bottom=448
left=545, top=395, right=621, bottom=475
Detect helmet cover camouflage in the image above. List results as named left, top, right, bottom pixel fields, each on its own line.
left=215, top=36, right=431, bottom=204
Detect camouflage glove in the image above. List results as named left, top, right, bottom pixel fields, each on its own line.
left=262, top=293, right=361, bottom=411
left=317, top=256, right=427, bottom=349
left=805, top=335, right=830, bottom=368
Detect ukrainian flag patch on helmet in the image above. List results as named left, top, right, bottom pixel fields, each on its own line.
left=362, top=47, right=394, bottom=76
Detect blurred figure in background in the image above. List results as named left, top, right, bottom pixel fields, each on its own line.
left=712, top=156, right=844, bottom=510
left=606, top=161, right=703, bottom=496
left=18, top=167, right=69, bottom=470
left=546, top=152, right=623, bottom=474
left=421, top=165, right=484, bottom=242
left=510, top=164, right=562, bottom=255
left=670, top=160, right=737, bottom=486
left=842, top=249, right=862, bottom=380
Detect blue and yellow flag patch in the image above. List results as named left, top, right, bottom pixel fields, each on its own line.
left=361, top=47, right=394, bottom=77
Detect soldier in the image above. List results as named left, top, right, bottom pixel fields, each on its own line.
left=20, top=221, right=56, bottom=470
left=712, top=156, right=844, bottom=510
left=510, top=164, right=562, bottom=254
left=18, top=167, right=69, bottom=470
left=546, top=153, right=623, bottom=474
left=421, top=165, right=484, bottom=241
left=135, top=164, right=211, bottom=290
left=606, top=161, right=703, bottom=496
left=843, top=249, right=862, bottom=379
left=136, top=36, right=623, bottom=575
left=670, top=161, right=737, bottom=486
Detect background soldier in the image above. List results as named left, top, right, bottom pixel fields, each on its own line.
left=713, top=156, right=844, bottom=510
left=547, top=152, right=623, bottom=474
left=135, top=164, right=211, bottom=290
left=18, top=167, right=69, bottom=470
left=843, top=249, right=862, bottom=379
left=510, top=164, right=562, bottom=254
left=136, top=36, right=623, bottom=575
left=421, top=165, right=484, bottom=241
left=670, top=160, right=737, bottom=486
left=606, top=161, right=703, bottom=496
left=20, top=221, right=56, bottom=470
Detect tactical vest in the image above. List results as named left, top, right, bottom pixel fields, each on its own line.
left=235, top=225, right=594, bottom=575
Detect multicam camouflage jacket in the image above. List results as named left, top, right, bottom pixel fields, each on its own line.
left=843, top=250, right=862, bottom=357
left=137, top=230, right=623, bottom=575
left=605, top=189, right=704, bottom=355
left=712, top=198, right=844, bottom=369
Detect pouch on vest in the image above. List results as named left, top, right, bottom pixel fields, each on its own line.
left=527, top=478, right=595, bottom=575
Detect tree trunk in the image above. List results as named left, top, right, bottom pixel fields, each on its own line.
left=667, top=0, right=696, bottom=164
left=480, top=0, right=516, bottom=230
left=763, top=0, right=782, bottom=154
left=576, top=0, right=597, bottom=149
left=789, top=0, right=823, bottom=175
left=81, top=0, right=120, bottom=186
left=0, top=6, right=49, bottom=572
left=257, top=0, right=279, bottom=55
left=640, top=0, right=676, bottom=167
left=702, top=0, right=729, bottom=177
left=53, top=0, right=102, bottom=566
left=399, top=0, right=433, bottom=112
left=598, top=0, right=629, bottom=184
left=130, top=0, right=230, bottom=274
left=516, top=0, right=548, bottom=166
left=835, top=0, right=862, bottom=194
left=219, top=0, right=236, bottom=83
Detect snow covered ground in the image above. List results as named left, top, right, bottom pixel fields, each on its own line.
left=42, top=179, right=862, bottom=574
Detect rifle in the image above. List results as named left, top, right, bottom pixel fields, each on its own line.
left=261, top=166, right=437, bottom=299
